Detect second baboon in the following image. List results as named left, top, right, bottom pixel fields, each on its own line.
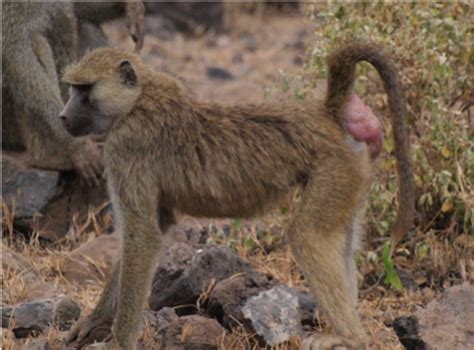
left=2, top=1, right=145, bottom=184
left=74, top=1, right=145, bottom=57
left=2, top=2, right=101, bottom=183
left=62, top=43, right=415, bottom=349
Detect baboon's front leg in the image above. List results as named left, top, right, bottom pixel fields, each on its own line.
left=110, top=184, right=161, bottom=349
left=289, top=155, right=368, bottom=349
left=66, top=264, right=120, bottom=347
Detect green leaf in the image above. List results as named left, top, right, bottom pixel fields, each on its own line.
left=382, top=241, right=403, bottom=291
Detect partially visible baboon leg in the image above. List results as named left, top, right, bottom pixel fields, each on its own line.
left=67, top=263, right=119, bottom=348
left=66, top=204, right=174, bottom=348
left=110, top=184, right=162, bottom=349
left=289, top=154, right=368, bottom=348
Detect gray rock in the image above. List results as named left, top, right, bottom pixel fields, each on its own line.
left=242, top=285, right=303, bottom=346
left=207, top=271, right=275, bottom=328
left=157, top=314, right=225, bottom=350
left=149, top=242, right=252, bottom=314
left=207, top=272, right=317, bottom=333
left=1, top=154, right=109, bottom=241
left=206, top=67, right=234, bottom=80
left=1, top=155, right=59, bottom=218
left=1, top=297, right=81, bottom=338
left=393, top=283, right=474, bottom=350
left=20, top=339, right=51, bottom=350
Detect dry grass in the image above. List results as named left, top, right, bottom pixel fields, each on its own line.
left=2, top=4, right=472, bottom=350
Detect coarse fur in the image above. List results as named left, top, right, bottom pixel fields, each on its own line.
left=74, top=1, right=145, bottom=57
left=62, top=44, right=415, bottom=349
left=2, top=1, right=102, bottom=183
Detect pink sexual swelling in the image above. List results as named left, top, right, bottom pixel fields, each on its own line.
left=344, top=93, right=383, bottom=159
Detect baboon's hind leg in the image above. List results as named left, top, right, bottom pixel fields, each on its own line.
left=288, top=155, right=367, bottom=349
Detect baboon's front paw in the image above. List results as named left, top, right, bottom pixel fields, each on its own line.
left=65, top=314, right=113, bottom=348
left=300, top=335, right=348, bottom=350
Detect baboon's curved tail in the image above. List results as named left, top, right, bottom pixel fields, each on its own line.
left=325, top=42, right=415, bottom=246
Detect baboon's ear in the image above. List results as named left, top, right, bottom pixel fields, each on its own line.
left=119, top=60, right=137, bottom=87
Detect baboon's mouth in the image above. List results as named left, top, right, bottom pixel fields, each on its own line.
left=61, top=117, right=92, bottom=137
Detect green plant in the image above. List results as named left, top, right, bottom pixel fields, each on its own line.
left=303, top=1, right=472, bottom=286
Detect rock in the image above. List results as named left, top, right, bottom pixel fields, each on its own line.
left=33, top=172, right=109, bottom=241
left=1, top=155, right=59, bottom=218
left=1, top=154, right=109, bottom=241
left=62, top=232, right=120, bottom=283
left=207, top=271, right=275, bottom=328
left=149, top=242, right=252, bottom=314
left=146, top=307, right=180, bottom=336
left=239, top=32, right=258, bottom=52
left=206, top=67, right=234, bottom=80
left=1, top=297, right=81, bottom=338
left=157, top=314, right=225, bottom=350
left=20, top=339, right=52, bottom=350
left=295, top=289, right=318, bottom=326
left=145, top=2, right=224, bottom=34
left=242, top=285, right=304, bottom=346
left=393, top=283, right=474, bottom=350
left=392, top=316, right=426, bottom=350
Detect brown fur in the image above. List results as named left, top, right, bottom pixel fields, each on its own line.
left=2, top=2, right=102, bottom=184
left=63, top=43, right=414, bottom=349
left=74, top=1, right=145, bottom=57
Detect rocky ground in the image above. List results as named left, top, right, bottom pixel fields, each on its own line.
left=2, top=7, right=473, bottom=350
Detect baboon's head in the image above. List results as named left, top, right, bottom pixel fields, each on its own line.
left=60, top=48, right=144, bottom=137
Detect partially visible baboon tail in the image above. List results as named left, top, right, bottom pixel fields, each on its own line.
left=324, top=42, right=415, bottom=246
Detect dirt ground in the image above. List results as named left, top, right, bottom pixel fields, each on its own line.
left=3, top=9, right=466, bottom=350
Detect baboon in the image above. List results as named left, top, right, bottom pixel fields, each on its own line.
left=2, top=1, right=144, bottom=184
left=62, top=43, right=415, bottom=349
left=2, top=2, right=99, bottom=183
left=74, top=1, right=145, bottom=57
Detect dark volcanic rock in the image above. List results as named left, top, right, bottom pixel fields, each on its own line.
left=393, top=283, right=474, bottom=350
left=207, top=271, right=275, bottom=328
left=2, top=155, right=59, bottom=218
left=206, top=66, right=234, bottom=80
left=393, top=316, right=426, bottom=350
left=1, top=297, right=81, bottom=338
left=149, top=242, right=252, bottom=314
left=157, top=314, right=225, bottom=350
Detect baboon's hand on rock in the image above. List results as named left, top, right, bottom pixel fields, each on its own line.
left=71, top=138, right=103, bottom=186
left=125, top=1, right=145, bottom=53
left=66, top=314, right=113, bottom=349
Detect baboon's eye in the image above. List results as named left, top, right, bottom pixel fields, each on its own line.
left=73, top=84, right=94, bottom=92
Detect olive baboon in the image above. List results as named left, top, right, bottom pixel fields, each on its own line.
left=62, top=43, right=415, bottom=349
left=2, top=1, right=144, bottom=184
